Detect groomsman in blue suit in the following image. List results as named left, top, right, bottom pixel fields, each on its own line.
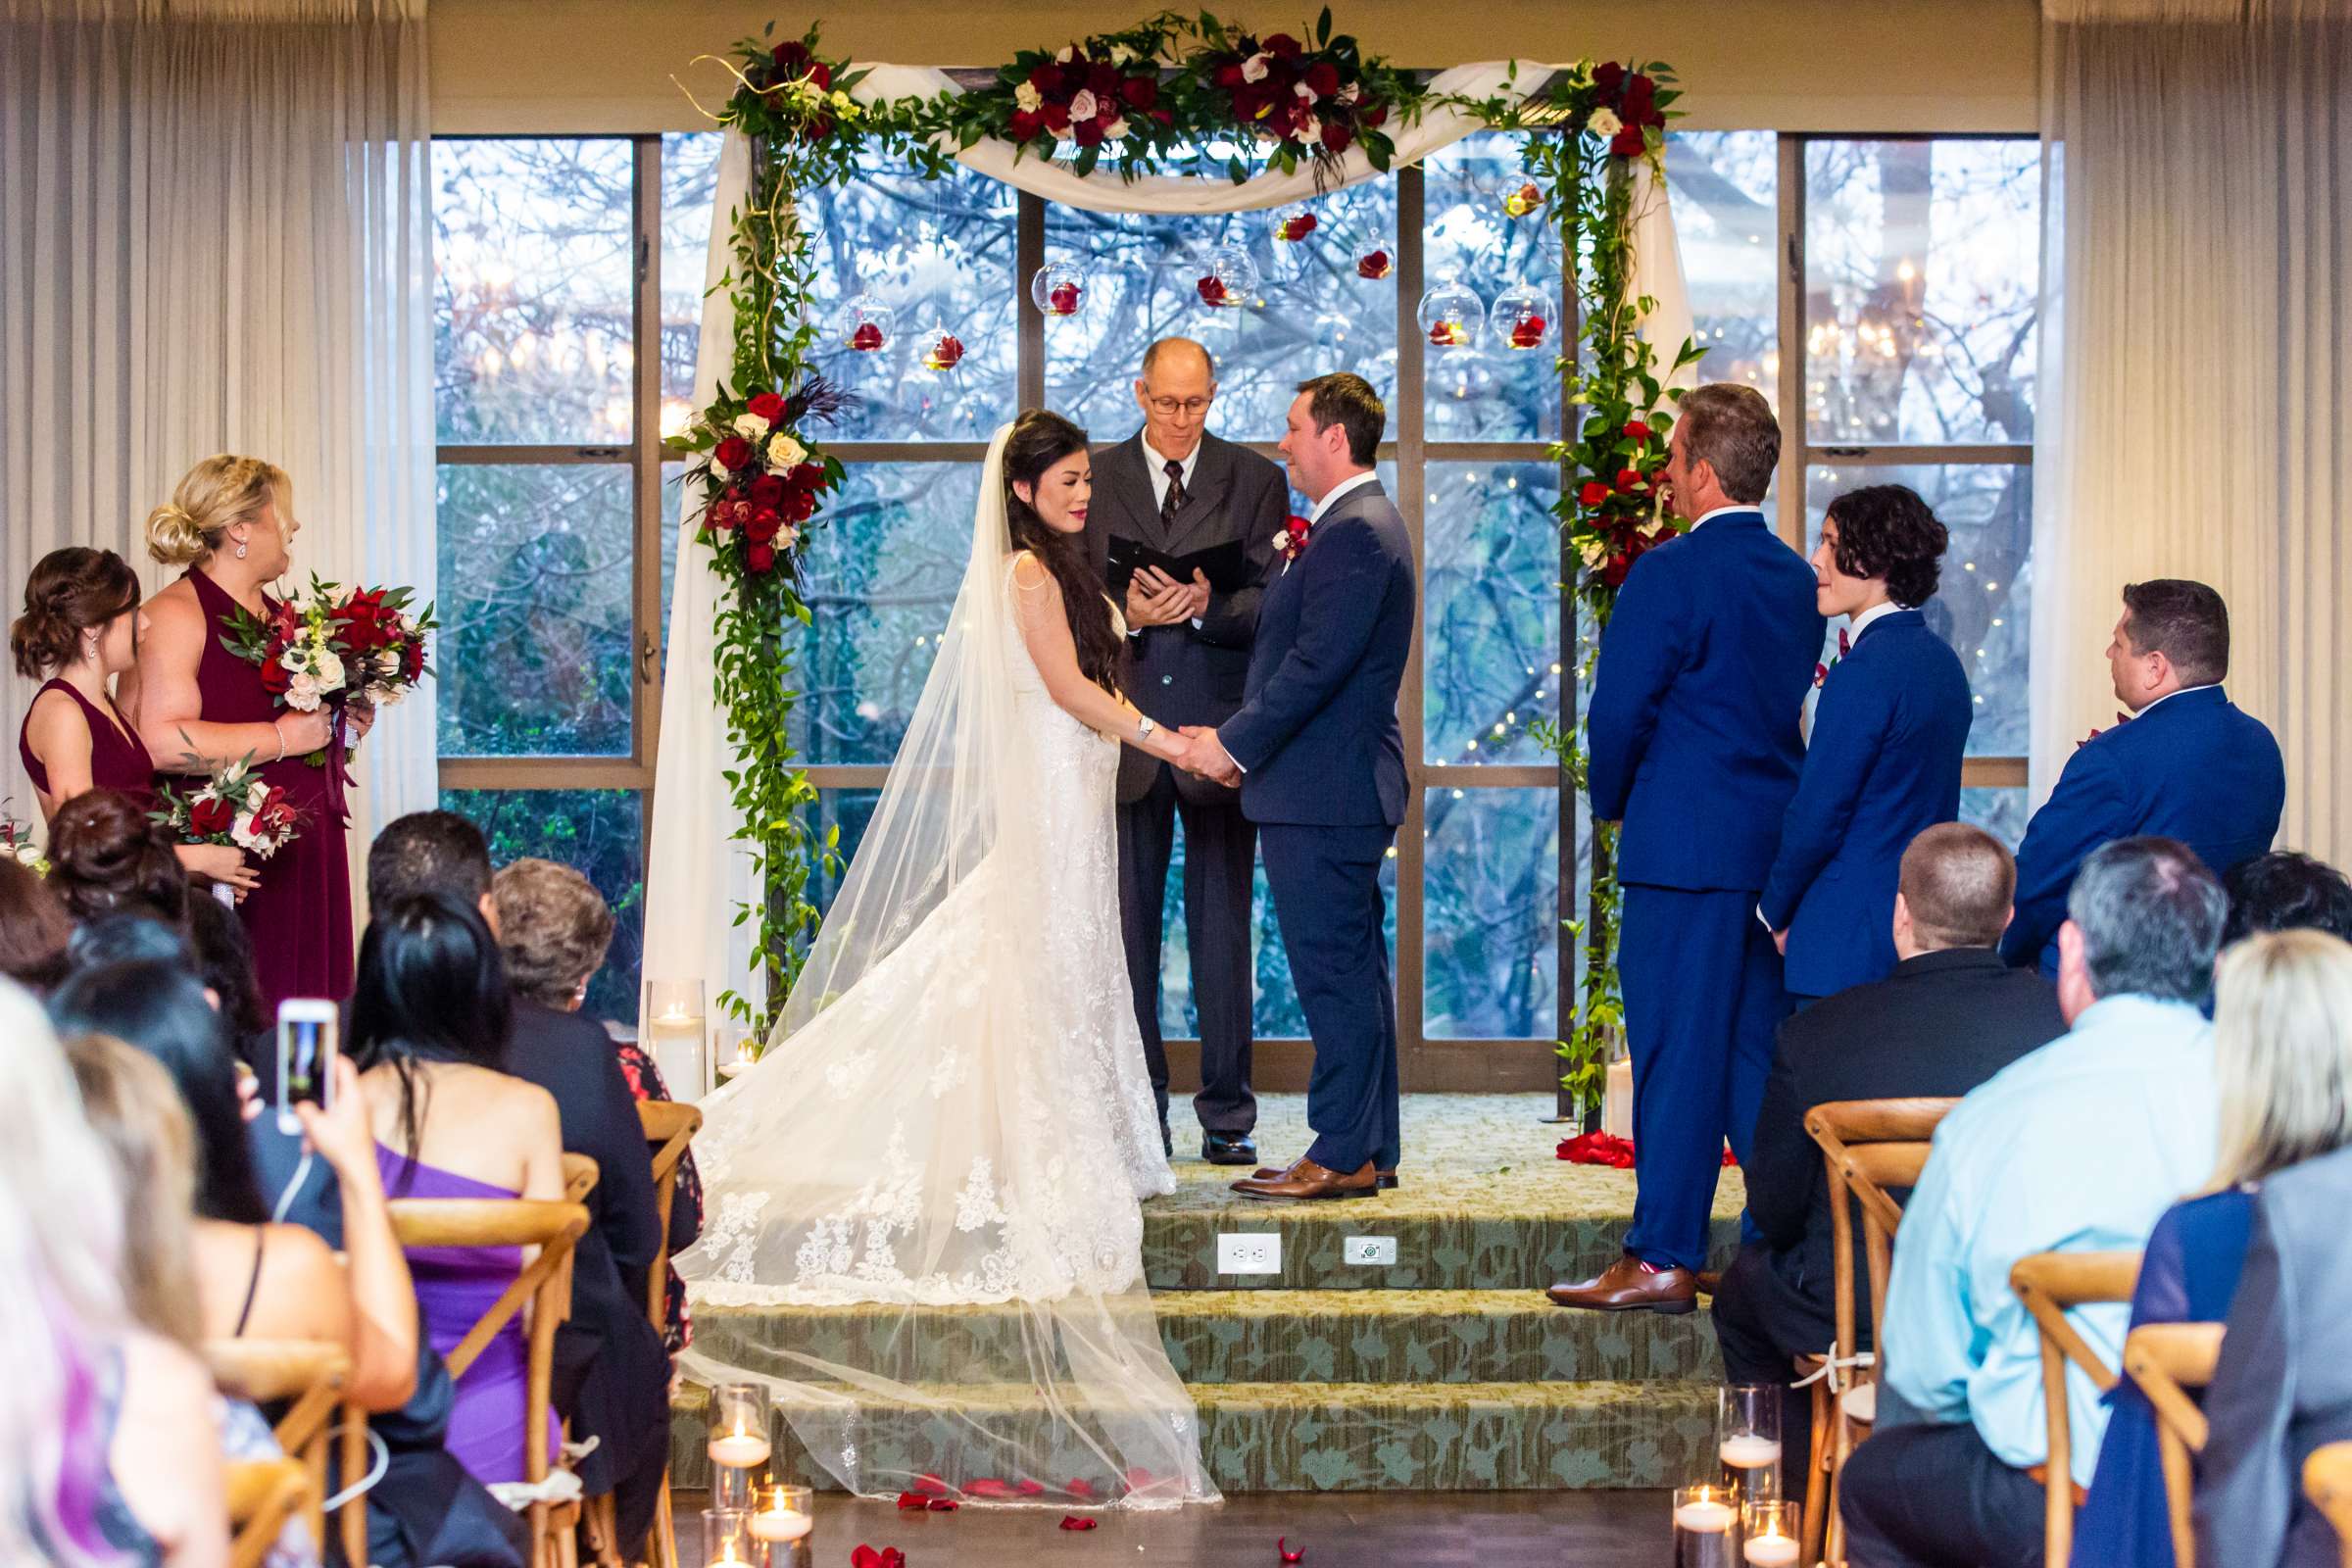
left=1760, top=485, right=1974, bottom=1004
left=2001, top=579, right=2285, bottom=974
left=1550, top=384, right=1824, bottom=1313
left=1176, top=373, right=1415, bottom=1202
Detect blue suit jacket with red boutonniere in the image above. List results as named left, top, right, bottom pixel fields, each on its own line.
left=2001, top=684, right=2284, bottom=975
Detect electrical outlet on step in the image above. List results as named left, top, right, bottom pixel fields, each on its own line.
left=1344, top=1236, right=1398, bottom=1267
left=1216, top=1233, right=1282, bottom=1275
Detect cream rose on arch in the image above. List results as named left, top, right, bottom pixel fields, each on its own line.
left=768, top=432, right=807, bottom=469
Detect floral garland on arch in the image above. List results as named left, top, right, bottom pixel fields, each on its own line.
left=672, top=18, right=1699, bottom=1095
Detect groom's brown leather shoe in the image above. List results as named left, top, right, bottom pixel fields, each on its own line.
left=1231, top=1157, right=1379, bottom=1201
left=1545, top=1255, right=1698, bottom=1314
left=1254, top=1163, right=1398, bottom=1191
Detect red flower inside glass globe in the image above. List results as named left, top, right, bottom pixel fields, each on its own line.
left=1047, top=281, right=1082, bottom=316
left=1356, top=249, right=1394, bottom=280
left=1503, top=181, right=1544, bottom=218
left=850, top=320, right=886, bottom=352
left=1509, top=315, right=1548, bottom=349
left=1197, top=275, right=1230, bottom=307
left=922, top=333, right=965, bottom=371
left=1428, top=318, right=1470, bottom=347
left=1275, top=212, right=1318, bottom=243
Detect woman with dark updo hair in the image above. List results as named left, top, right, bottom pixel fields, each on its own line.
left=46, top=788, right=191, bottom=930
left=1758, top=483, right=1976, bottom=1001
left=12, top=547, right=257, bottom=898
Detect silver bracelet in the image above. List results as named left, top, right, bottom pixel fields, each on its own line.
left=270, top=720, right=286, bottom=763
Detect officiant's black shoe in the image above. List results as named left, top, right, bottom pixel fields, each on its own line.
left=1231, top=1158, right=1379, bottom=1201
left=1202, top=1132, right=1258, bottom=1166
left=1255, top=1163, right=1397, bottom=1191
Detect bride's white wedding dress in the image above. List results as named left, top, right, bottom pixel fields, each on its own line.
left=672, top=424, right=1216, bottom=1508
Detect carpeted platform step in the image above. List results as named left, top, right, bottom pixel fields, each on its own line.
left=670, top=1375, right=1719, bottom=1493
left=693, top=1289, right=1723, bottom=1387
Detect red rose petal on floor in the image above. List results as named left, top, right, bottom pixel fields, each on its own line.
left=850, top=1548, right=906, bottom=1568
left=1015, top=1480, right=1046, bottom=1496
left=926, top=1498, right=958, bottom=1512
left=895, top=1493, right=926, bottom=1510
left=1058, top=1517, right=1099, bottom=1532
left=1278, top=1537, right=1305, bottom=1563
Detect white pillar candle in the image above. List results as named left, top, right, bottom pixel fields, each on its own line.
left=1743, top=1535, right=1799, bottom=1567
left=749, top=1508, right=812, bottom=1543
left=708, top=1431, right=772, bottom=1469
left=1720, top=1434, right=1783, bottom=1469
left=1674, top=1499, right=1736, bottom=1534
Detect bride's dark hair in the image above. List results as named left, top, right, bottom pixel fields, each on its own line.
left=1004, top=410, right=1122, bottom=695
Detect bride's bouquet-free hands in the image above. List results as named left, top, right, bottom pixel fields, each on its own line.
left=217, top=573, right=436, bottom=763
left=152, top=758, right=302, bottom=904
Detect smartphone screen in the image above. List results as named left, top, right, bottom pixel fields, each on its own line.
left=275, top=1000, right=338, bottom=1136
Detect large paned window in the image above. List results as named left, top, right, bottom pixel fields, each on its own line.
left=431, top=125, right=2039, bottom=1077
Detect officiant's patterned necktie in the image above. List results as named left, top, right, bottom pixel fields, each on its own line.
left=1160, top=459, right=1186, bottom=531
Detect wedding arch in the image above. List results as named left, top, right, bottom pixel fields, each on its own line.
left=643, top=9, right=1703, bottom=1113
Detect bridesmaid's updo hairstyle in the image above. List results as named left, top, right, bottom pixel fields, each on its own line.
left=46, top=789, right=189, bottom=929
left=145, top=453, right=290, bottom=568
left=1003, top=409, right=1121, bottom=695
left=10, top=547, right=141, bottom=677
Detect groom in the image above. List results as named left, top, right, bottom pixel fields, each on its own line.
left=1175, top=373, right=1414, bottom=1201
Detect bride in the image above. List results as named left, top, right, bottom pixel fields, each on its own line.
left=673, top=412, right=1219, bottom=1508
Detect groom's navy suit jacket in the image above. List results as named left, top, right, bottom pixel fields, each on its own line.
left=2000, top=684, right=2283, bottom=974
left=1589, top=509, right=1824, bottom=889
left=1217, top=476, right=1413, bottom=828
left=1758, top=609, right=1973, bottom=999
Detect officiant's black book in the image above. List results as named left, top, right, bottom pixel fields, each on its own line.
left=1104, top=535, right=1255, bottom=598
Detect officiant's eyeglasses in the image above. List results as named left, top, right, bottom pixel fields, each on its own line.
left=1146, top=396, right=1214, bottom=416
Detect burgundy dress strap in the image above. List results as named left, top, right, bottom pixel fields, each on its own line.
left=16, top=677, right=157, bottom=810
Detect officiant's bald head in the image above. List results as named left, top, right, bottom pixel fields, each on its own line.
left=1135, top=338, right=1218, bottom=463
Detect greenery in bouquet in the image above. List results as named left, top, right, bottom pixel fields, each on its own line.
left=152, top=759, right=302, bottom=860
left=1, top=802, right=45, bottom=876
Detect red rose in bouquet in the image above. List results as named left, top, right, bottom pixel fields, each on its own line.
left=189, top=796, right=234, bottom=837
left=746, top=390, right=787, bottom=423
left=217, top=572, right=434, bottom=765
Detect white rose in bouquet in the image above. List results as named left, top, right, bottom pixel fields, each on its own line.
left=1068, top=87, right=1099, bottom=122
left=733, top=411, right=771, bottom=440
left=287, top=672, right=322, bottom=711
left=767, top=433, right=807, bottom=469
left=231, top=810, right=262, bottom=850
left=313, top=648, right=346, bottom=692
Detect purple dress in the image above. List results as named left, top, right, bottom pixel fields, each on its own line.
left=378, top=1146, right=563, bottom=1486
left=17, top=678, right=158, bottom=812
left=184, top=568, right=353, bottom=1007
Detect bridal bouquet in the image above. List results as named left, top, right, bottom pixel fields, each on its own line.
left=218, top=574, right=435, bottom=762
left=152, top=759, right=302, bottom=860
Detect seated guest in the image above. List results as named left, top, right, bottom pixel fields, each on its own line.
left=2194, top=943, right=2352, bottom=1565
left=612, top=1027, right=705, bottom=1360
left=48, top=959, right=417, bottom=1414
left=2078, top=927, right=2352, bottom=1566
left=1841, top=836, right=2230, bottom=1566
left=65, top=1030, right=318, bottom=1568
left=483, top=855, right=674, bottom=1541
left=46, top=787, right=189, bottom=930
left=2222, top=851, right=2352, bottom=946
left=0, top=855, right=72, bottom=992
left=1759, top=485, right=1973, bottom=1003
left=2003, top=580, right=2284, bottom=975
left=353, top=892, right=564, bottom=1487
left=0, top=978, right=226, bottom=1565
left=1715, top=823, right=2064, bottom=1481
left=187, top=889, right=271, bottom=1048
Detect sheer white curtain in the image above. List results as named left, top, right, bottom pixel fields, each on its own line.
left=2035, top=0, right=2351, bottom=858
left=0, top=0, right=436, bottom=883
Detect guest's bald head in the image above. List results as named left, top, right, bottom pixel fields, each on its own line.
left=1135, top=338, right=1217, bottom=460
left=1896, top=823, right=2017, bottom=954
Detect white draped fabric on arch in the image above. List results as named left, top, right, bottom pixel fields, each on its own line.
left=641, top=61, right=1696, bottom=1031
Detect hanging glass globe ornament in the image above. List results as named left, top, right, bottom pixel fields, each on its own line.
left=912, top=314, right=966, bottom=372
left=1030, top=260, right=1090, bottom=318
left=1195, top=243, right=1259, bottom=310
left=1355, top=245, right=1396, bottom=281
left=1270, top=204, right=1319, bottom=245
left=842, top=298, right=893, bottom=354
left=1502, top=179, right=1545, bottom=218
left=1416, top=279, right=1485, bottom=349
left=1491, top=282, right=1554, bottom=352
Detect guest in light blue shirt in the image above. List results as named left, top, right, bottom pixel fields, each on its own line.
left=1840, top=836, right=2230, bottom=1568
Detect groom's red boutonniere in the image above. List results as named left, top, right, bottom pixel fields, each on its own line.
left=1812, top=625, right=1852, bottom=689
left=1273, top=514, right=1312, bottom=565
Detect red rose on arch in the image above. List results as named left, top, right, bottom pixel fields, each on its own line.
left=1008, top=109, right=1043, bottom=142
left=1213, top=61, right=1245, bottom=89
left=1614, top=466, right=1644, bottom=492
left=190, top=797, right=235, bottom=837
left=744, top=509, right=782, bottom=544
left=1087, top=62, right=1119, bottom=95
left=746, top=391, right=786, bottom=423
left=713, top=436, right=753, bottom=471
left=1592, top=61, right=1627, bottom=96
left=1601, top=552, right=1634, bottom=588
left=745, top=542, right=776, bottom=574
left=1263, top=32, right=1302, bottom=57
left=1623, top=418, right=1652, bottom=443
left=1028, top=63, right=1062, bottom=95
left=1074, top=118, right=1106, bottom=147
left=1043, top=103, right=1073, bottom=136
left=1120, top=76, right=1157, bottom=110
left=1320, top=120, right=1351, bottom=154
left=780, top=489, right=818, bottom=524
left=1611, top=124, right=1647, bottom=159
left=1303, top=62, right=1341, bottom=98
left=1579, top=480, right=1611, bottom=509
left=792, top=462, right=827, bottom=488
left=750, top=473, right=786, bottom=508
left=1362, top=104, right=1388, bottom=129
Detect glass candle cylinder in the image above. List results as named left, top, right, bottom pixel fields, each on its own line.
left=707, top=1383, right=773, bottom=1472
left=1740, top=1499, right=1801, bottom=1567
left=711, top=1461, right=756, bottom=1512
left=1717, top=1383, right=1785, bottom=1501
left=645, top=978, right=710, bottom=1101
left=749, top=1483, right=814, bottom=1567
left=1673, top=1483, right=1739, bottom=1568
left=698, top=1509, right=762, bottom=1568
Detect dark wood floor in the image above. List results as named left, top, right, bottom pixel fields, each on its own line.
left=673, top=1489, right=1671, bottom=1566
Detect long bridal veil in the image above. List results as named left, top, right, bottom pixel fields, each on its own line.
left=671, top=423, right=1216, bottom=1509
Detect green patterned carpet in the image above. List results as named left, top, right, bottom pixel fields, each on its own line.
left=674, top=1095, right=1744, bottom=1492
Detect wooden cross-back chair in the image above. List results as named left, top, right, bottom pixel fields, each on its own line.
left=224, top=1457, right=310, bottom=1568
left=638, top=1097, right=702, bottom=1568
left=2009, top=1249, right=2143, bottom=1568
left=2304, top=1442, right=2352, bottom=1567
left=1800, top=1096, right=1956, bottom=1567
left=2123, top=1322, right=2226, bottom=1568
left=206, top=1337, right=365, bottom=1564
left=390, top=1154, right=595, bottom=1568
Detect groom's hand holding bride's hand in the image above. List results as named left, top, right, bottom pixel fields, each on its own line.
left=1173, top=725, right=1243, bottom=787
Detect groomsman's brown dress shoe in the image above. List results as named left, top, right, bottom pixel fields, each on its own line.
left=1254, top=1163, right=1398, bottom=1191
left=1231, top=1157, right=1380, bottom=1201
left=1545, top=1255, right=1699, bottom=1314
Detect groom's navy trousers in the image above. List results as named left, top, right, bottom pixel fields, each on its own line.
left=1587, top=508, right=1823, bottom=1272
left=1219, top=476, right=1415, bottom=1177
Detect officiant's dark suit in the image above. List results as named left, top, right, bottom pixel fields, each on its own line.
left=1084, top=416, right=1286, bottom=1149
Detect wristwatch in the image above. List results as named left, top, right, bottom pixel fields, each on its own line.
left=1136, top=715, right=1156, bottom=743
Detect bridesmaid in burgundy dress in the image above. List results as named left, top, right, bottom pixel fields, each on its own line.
left=122, top=456, right=367, bottom=1005
left=12, top=546, right=256, bottom=897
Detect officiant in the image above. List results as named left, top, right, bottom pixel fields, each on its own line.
left=1085, top=337, right=1287, bottom=1166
